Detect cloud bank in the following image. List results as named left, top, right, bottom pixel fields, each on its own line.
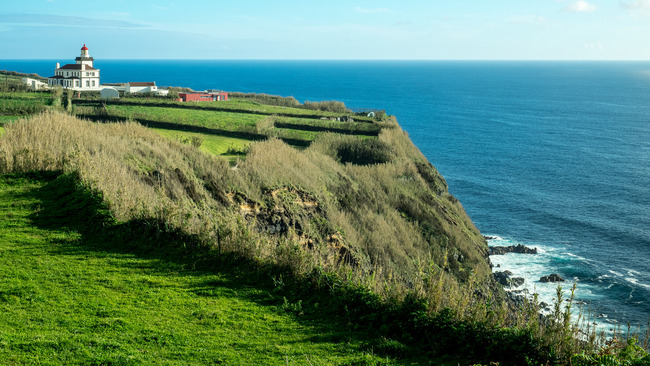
left=565, top=1, right=597, bottom=12
left=0, top=13, right=146, bottom=29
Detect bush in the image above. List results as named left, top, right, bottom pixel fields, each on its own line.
left=303, top=100, right=349, bottom=113
left=334, top=138, right=395, bottom=166
left=228, top=92, right=301, bottom=107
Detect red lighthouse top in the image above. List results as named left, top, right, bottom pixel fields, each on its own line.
left=81, top=44, right=88, bottom=50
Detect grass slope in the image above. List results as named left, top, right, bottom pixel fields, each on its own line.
left=0, top=172, right=404, bottom=365
left=151, top=128, right=251, bottom=158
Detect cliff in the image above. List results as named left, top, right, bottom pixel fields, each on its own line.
left=0, top=109, right=497, bottom=308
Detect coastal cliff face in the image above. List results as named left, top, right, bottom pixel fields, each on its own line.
left=0, top=112, right=496, bottom=306
left=238, top=122, right=494, bottom=289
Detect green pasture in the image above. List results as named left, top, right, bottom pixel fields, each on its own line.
left=151, top=128, right=252, bottom=158
left=0, top=173, right=399, bottom=365
left=105, top=104, right=263, bottom=131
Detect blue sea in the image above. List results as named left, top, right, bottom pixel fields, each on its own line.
left=3, top=59, right=650, bottom=331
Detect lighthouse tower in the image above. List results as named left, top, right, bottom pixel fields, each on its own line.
left=76, top=44, right=94, bottom=68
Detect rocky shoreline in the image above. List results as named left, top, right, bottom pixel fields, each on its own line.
left=489, top=243, right=538, bottom=255
left=486, top=240, right=559, bottom=312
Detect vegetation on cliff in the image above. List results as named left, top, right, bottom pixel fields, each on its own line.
left=1, top=85, right=648, bottom=364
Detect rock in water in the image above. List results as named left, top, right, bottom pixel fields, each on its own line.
left=540, top=274, right=565, bottom=283
left=510, top=277, right=525, bottom=287
left=493, top=271, right=525, bottom=288
left=489, top=244, right=538, bottom=255
left=494, top=271, right=512, bottom=286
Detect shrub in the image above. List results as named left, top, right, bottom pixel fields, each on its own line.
left=303, top=100, right=350, bottom=113
left=228, top=92, right=301, bottom=107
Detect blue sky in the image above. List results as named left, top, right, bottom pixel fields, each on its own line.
left=1, top=0, right=650, bottom=60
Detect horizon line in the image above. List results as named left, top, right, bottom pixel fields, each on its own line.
left=2, top=58, right=650, bottom=62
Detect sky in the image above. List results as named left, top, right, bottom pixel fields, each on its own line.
left=1, top=0, right=650, bottom=60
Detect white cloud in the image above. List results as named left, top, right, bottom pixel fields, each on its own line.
left=0, top=13, right=146, bottom=29
left=584, top=41, right=604, bottom=50
left=620, top=0, right=650, bottom=9
left=619, top=0, right=650, bottom=16
left=354, top=7, right=390, bottom=14
left=565, top=1, right=597, bottom=12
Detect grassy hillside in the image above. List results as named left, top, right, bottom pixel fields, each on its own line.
left=0, top=172, right=421, bottom=365
left=1, top=87, right=646, bottom=364
left=0, top=112, right=492, bottom=301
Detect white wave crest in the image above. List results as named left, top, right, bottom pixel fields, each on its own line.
left=625, top=277, right=650, bottom=290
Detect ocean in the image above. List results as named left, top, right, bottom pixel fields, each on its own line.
left=3, top=59, right=650, bottom=331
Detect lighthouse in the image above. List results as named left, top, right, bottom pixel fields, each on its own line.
left=47, top=44, right=101, bottom=90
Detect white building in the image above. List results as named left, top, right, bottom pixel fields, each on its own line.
left=48, top=44, right=101, bottom=90
left=126, top=82, right=157, bottom=93
left=22, top=77, right=48, bottom=90
left=100, top=87, right=119, bottom=99
left=126, top=82, right=169, bottom=96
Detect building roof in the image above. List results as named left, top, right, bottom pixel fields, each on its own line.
left=58, top=64, right=98, bottom=71
left=81, top=44, right=88, bottom=51
left=48, top=75, right=80, bottom=79
left=128, top=82, right=156, bottom=87
left=179, top=92, right=212, bottom=95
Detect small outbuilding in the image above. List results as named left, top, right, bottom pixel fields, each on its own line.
left=178, top=92, right=228, bottom=102
left=126, top=82, right=157, bottom=93
left=100, top=87, right=119, bottom=99
left=22, top=77, right=48, bottom=90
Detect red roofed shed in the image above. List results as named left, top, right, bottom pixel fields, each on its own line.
left=178, top=92, right=228, bottom=102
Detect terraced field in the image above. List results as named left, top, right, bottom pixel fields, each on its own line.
left=72, top=97, right=387, bottom=158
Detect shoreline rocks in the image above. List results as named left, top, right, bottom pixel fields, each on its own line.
left=494, top=270, right=525, bottom=288
left=540, top=273, right=565, bottom=283
left=489, top=244, right=538, bottom=255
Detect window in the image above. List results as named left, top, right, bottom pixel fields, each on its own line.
left=86, top=80, right=90, bottom=87
left=92, top=80, right=95, bottom=87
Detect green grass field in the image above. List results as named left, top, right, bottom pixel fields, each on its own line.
left=0, top=91, right=52, bottom=116
left=106, top=104, right=264, bottom=131
left=0, top=173, right=403, bottom=365
left=151, top=128, right=252, bottom=158
left=0, top=92, right=51, bottom=100
left=74, top=103, right=370, bottom=150
left=0, top=116, right=19, bottom=137
left=105, top=98, right=373, bottom=120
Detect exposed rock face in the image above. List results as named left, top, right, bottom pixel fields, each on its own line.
left=540, top=274, right=565, bottom=283
left=506, top=291, right=525, bottom=307
left=494, top=270, right=512, bottom=286
left=510, top=277, right=525, bottom=287
left=494, top=270, right=525, bottom=288
left=489, top=244, right=538, bottom=255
